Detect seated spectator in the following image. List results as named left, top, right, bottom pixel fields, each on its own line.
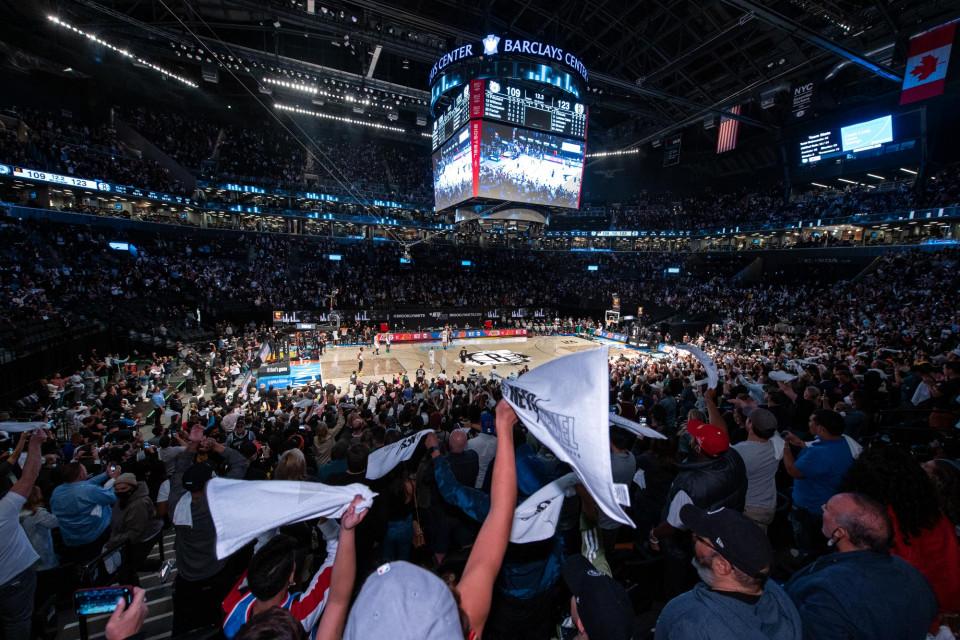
left=784, top=492, right=938, bottom=640
left=655, top=505, right=802, bottom=639
left=50, top=461, right=120, bottom=563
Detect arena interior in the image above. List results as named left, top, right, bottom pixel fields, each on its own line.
left=1, top=1, right=960, bottom=639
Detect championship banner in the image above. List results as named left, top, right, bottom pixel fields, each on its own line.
left=206, top=478, right=376, bottom=559
left=502, top=346, right=633, bottom=527
left=365, top=429, right=433, bottom=480
left=900, top=22, right=956, bottom=105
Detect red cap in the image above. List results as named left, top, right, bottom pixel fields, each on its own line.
left=687, top=420, right=729, bottom=456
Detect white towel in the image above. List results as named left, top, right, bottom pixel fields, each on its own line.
left=676, top=344, right=719, bottom=389
left=510, top=473, right=578, bottom=544
left=503, top=347, right=633, bottom=528
left=206, top=478, right=376, bottom=559
left=365, top=429, right=433, bottom=480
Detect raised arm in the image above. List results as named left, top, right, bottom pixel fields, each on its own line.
left=314, top=496, right=368, bottom=640
left=703, top=387, right=727, bottom=435
left=457, top=400, right=517, bottom=637
left=10, top=430, right=47, bottom=498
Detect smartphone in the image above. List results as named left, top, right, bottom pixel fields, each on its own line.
left=74, top=586, right=132, bottom=616
left=109, top=464, right=118, bottom=474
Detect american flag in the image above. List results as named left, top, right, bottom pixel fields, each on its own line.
left=716, top=104, right=741, bottom=154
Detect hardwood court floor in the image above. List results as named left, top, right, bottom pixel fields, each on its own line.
left=310, top=335, right=636, bottom=388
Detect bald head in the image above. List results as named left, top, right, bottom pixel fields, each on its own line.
left=822, top=492, right=891, bottom=553
left=449, top=430, right=468, bottom=454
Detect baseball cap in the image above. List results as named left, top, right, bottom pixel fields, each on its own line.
left=747, top=407, right=778, bottom=437
left=182, top=463, right=214, bottom=492
left=115, top=473, right=138, bottom=488
left=680, top=505, right=772, bottom=577
left=687, top=420, right=729, bottom=456
left=562, top=555, right=634, bottom=640
left=343, top=562, right=462, bottom=640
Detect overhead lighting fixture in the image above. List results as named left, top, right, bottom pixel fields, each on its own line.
left=263, top=76, right=318, bottom=94
left=274, top=102, right=406, bottom=133
left=866, top=173, right=886, bottom=180
left=586, top=148, right=640, bottom=159
left=899, top=167, right=918, bottom=175
left=46, top=15, right=197, bottom=88
left=810, top=182, right=830, bottom=188
left=837, top=178, right=858, bottom=184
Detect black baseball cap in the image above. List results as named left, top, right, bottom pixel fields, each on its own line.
left=182, top=463, right=214, bottom=491
left=562, top=555, right=634, bottom=640
left=680, top=505, right=772, bottom=577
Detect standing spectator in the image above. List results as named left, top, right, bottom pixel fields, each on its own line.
left=466, top=406, right=497, bottom=489
left=50, top=461, right=120, bottom=563
left=842, top=447, right=960, bottom=620
left=172, top=463, right=242, bottom=634
left=655, top=505, right=802, bottom=640
left=223, top=496, right=367, bottom=639
left=784, top=492, right=937, bottom=639
left=600, top=427, right=637, bottom=557
left=105, top=473, right=158, bottom=586
left=782, top=410, right=854, bottom=558
left=732, top=408, right=781, bottom=530
left=0, top=430, right=45, bottom=640
left=562, top=554, right=636, bottom=640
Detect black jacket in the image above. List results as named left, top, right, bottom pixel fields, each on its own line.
left=665, top=448, right=747, bottom=517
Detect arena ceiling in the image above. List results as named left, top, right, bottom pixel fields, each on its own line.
left=1, top=0, right=957, bottom=148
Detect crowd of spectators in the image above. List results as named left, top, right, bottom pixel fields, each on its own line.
left=576, top=164, right=960, bottom=232
left=1, top=287, right=958, bottom=638
left=0, top=107, right=189, bottom=195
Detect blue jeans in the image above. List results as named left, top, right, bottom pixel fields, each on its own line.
left=0, top=567, right=36, bottom=640
left=381, top=516, right=413, bottom=563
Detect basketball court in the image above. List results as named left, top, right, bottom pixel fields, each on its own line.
left=289, top=334, right=647, bottom=389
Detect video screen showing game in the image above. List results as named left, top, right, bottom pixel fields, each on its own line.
left=432, top=124, right=473, bottom=210
left=477, top=121, right=584, bottom=208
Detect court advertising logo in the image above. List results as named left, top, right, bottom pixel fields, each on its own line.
left=465, top=350, right=531, bottom=366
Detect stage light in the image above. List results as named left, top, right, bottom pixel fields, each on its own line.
left=46, top=15, right=197, bottom=88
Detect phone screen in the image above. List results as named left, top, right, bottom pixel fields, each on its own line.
left=74, top=587, right=132, bottom=615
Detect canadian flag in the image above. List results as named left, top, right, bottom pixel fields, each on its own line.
left=900, top=22, right=956, bottom=105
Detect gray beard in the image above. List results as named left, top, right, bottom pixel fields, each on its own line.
left=692, top=557, right=717, bottom=588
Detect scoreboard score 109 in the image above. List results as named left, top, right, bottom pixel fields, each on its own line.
left=483, top=80, right=586, bottom=140
left=431, top=79, right=587, bottom=152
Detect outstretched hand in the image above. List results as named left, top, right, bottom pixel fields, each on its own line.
left=494, top=399, right=517, bottom=436
left=340, top=495, right=368, bottom=531
left=105, top=587, right=147, bottom=640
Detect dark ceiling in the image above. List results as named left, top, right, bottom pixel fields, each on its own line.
left=0, top=0, right=957, bottom=149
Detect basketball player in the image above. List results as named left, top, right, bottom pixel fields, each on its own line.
left=428, top=347, right=436, bottom=371
left=373, top=333, right=380, bottom=356
left=357, top=347, right=364, bottom=375
left=441, top=327, right=449, bottom=350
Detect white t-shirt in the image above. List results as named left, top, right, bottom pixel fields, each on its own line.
left=0, top=492, right=40, bottom=585
left=467, top=432, right=498, bottom=489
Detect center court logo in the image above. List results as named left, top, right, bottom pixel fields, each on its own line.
left=482, top=34, right=501, bottom=55
left=465, top=350, right=529, bottom=366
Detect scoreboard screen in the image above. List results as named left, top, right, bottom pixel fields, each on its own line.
left=483, top=80, right=587, bottom=140
left=432, top=84, right=471, bottom=151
